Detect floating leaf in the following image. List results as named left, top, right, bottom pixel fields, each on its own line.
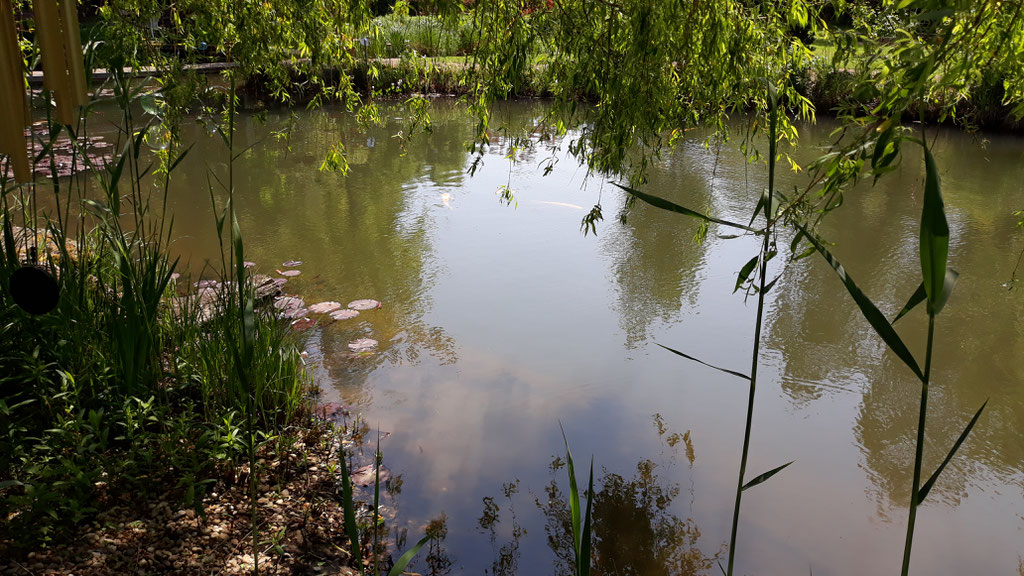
left=290, top=317, right=316, bottom=331
left=351, top=464, right=391, bottom=487
left=308, top=301, right=342, bottom=314
left=282, top=260, right=302, bottom=267
left=330, top=309, right=360, bottom=321
left=273, top=296, right=305, bottom=311
left=348, top=299, right=381, bottom=310
left=281, top=307, right=309, bottom=320
left=277, top=269, right=301, bottom=277
left=348, top=338, right=378, bottom=351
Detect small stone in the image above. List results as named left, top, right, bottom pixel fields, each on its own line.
left=348, top=299, right=381, bottom=311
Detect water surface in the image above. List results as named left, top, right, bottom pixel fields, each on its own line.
left=159, top=101, right=1024, bottom=576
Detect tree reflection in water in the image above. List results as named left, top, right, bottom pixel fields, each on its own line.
left=479, top=416, right=721, bottom=576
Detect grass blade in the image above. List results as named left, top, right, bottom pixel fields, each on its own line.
left=794, top=223, right=924, bottom=381
left=338, top=447, right=362, bottom=567
left=920, top=143, right=950, bottom=315
left=741, top=461, right=793, bottom=491
left=387, top=534, right=431, bottom=576
left=559, top=423, right=582, bottom=557
left=917, top=400, right=987, bottom=502
left=579, top=457, right=594, bottom=576
left=614, top=183, right=758, bottom=232
left=657, top=344, right=750, bottom=381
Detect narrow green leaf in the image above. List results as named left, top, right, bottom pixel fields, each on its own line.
left=168, top=143, right=194, bottom=173
left=748, top=193, right=766, bottom=227
left=614, top=183, right=758, bottom=232
left=339, top=449, right=362, bottom=567
left=560, top=423, right=582, bottom=557
left=734, top=255, right=760, bottom=293
left=795, top=223, right=925, bottom=381
left=892, top=283, right=926, bottom=324
left=872, top=129, right=892, bottom=169
left=918, top=400, right=987, bottom=502
left=387, top=534, right=431, bottom=576
left=579, top=458, right=594, bottom=576
left=933, top=267, right=959, bottom=316
left=921, top=143, right=950, bottom=315
left=657, top=344, right=750, bottom=381
left=893, top=269, right=958, bottom=324
left=790, top=228, right=805, bottom=256
left=741, top=461, right=794, bottom=491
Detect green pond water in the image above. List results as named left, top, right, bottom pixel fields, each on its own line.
left=122, top=100, right=1024, bottom=575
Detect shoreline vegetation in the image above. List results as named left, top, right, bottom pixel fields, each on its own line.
left=3, top=1, right=1024, bottom=574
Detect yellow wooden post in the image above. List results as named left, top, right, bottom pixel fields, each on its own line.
left=33, top=0, right=74, bottom=124
left=58, top=0, right=87, bottom=106
left=0, top=0, right=30, bottom=182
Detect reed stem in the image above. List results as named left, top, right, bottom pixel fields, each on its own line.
left=901, top=313, right=934, bottom=576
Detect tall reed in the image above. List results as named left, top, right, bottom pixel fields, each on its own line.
left=616, top=86, right=791, bottom=576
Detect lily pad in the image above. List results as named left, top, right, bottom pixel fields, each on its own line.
left=273, top=296, right=305, bottom=310
left=351, top=464, right=391, bottom=487
left=348, top=338, right=378, bottom=351
left=277, top=269, right=301, bottom=277
left=290, top=317, right=316, bottom=331
left=348, top=299, right=381, bottom=311
left=281, top=307, right=309, bottom=320
left=282, top=260, right=302, bottom=267
left=330, top=309, right=359, bottom=321
left=308, top=301, right=342, bottom=314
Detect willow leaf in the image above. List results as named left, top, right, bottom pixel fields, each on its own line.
left=735, top=255, right=760, bottom=293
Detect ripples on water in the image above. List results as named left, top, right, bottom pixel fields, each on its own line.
left=115, top=100, right=1024, bottom=575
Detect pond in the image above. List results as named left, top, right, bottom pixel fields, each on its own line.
left=159, top=100, right=1024, bottom=575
